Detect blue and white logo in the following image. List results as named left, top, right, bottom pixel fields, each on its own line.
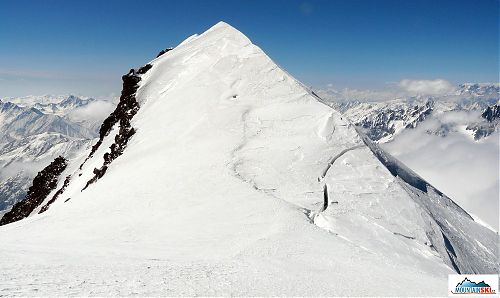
left=449, top=275, right=499, bottom=296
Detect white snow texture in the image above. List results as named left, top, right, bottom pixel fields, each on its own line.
left=0, top=22, right=498, bottom=296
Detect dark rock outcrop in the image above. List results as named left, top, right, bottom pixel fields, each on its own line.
left=466, top=104, right=500, bottom=140
left=82, top=166, right=108, bottom=191
left=0, top=156, right=67, bottom=226
left=82, top=64, right=153, bottom=190
left=156, top=47, right=173, bottom=58
left=357, top=100, right=433, bottom=141
left=39, top=175, right=71, bottom=213
left=482, top=104, right=500, bottom=122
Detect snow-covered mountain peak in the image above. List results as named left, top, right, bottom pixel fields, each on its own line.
left=58, top=95, right=92, bottom=107
left=206, top=20, right=248, bottom=38
left=0, top=22, right=498, bottom=295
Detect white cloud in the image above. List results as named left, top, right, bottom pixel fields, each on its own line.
left=318, top=79, right=458, bottom=102
left=67, top=100, right=115, bottom=124
left=316, top=87, right=404, bottom=102
left=382, top=111, right=499, bottom=231
left=398, top=79, right=456, bottom=95
left=0, top=160, right=49, bottom=180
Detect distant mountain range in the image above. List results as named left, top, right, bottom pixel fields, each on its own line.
left=318, top=83, right=499, bottom=143
left=0, top=22, right=497, bottom=296
left=0, top=95, right=115, bottom=215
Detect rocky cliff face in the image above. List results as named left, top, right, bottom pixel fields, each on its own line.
left=81, top=64, right=152, bottom=190
left=364, top=101, right=432, bottom=141
left=482, top=104, right=500, bottom=122
left=337, top=98, right=434, bottom=142
left=0, top=156, right=67, bottom=225
left=465, top=104, right=500, bottom=140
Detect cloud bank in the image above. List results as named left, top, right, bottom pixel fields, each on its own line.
left=398, top=79, right=456, bottom=95
left=382, top=112, right=499, bottom=231
left=319, top=78, right=458, bottom=102
left=67, top=100, right=115, bottom=124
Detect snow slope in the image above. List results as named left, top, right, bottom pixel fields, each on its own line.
left=0, top=22, right=498, bottom=296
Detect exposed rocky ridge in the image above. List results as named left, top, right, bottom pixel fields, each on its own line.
left=0, top=156, right=67, bottom=225
left=341, top=99, right=434, bottom=142
left=465, top=104, right=500, bottom=140
left=482, top=104, right=500, bottom=122
left=39, top=175, right=71, bottom=214
left=156, top=47, right=173, bottom=58
left=365, top=100, right=431, bottom=141
left=82, top=64, right=152, bottom=190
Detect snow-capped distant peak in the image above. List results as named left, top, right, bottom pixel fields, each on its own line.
left=457, top=83, right=500, bottom=96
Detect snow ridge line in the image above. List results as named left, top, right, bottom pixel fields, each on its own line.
left=319, top=145, right=364, bottom=181
left=354, top=126, right=500, bottom=274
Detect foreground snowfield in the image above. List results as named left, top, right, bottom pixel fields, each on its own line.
left=0, top=22, right=498, bottom=296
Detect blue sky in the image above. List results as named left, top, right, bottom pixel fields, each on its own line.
left=0, top=0, right=498, bottom=97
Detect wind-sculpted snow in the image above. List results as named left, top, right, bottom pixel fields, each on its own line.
left=0, top=22, right=497, bottom=296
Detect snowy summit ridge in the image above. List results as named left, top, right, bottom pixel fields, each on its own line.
left=0, top=22, right=498, bottom=296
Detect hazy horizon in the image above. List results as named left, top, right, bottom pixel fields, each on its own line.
left=1, top=0, right=498, bottom=97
